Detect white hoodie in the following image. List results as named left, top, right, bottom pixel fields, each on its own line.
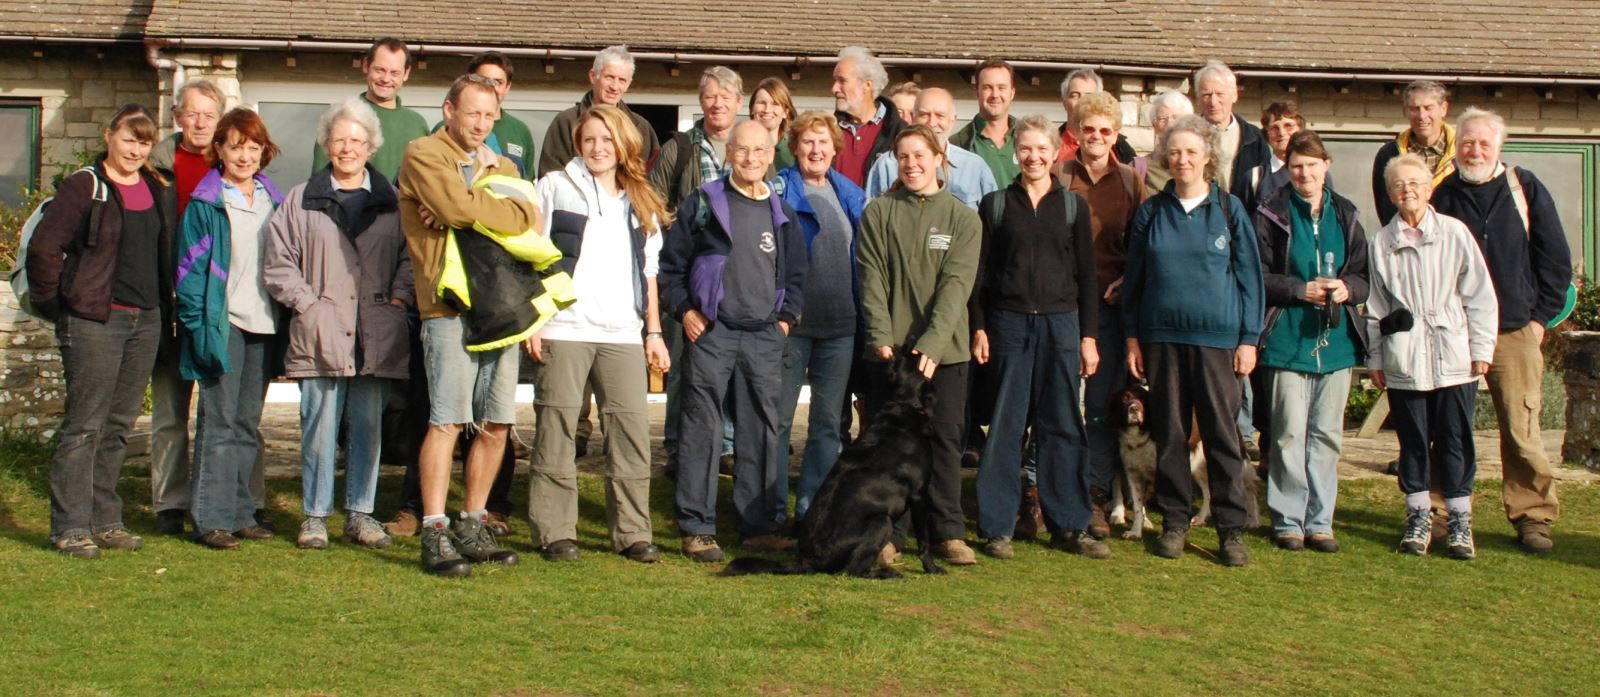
left=533, top=158, right=662, bottom=344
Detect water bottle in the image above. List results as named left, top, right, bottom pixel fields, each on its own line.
left=1321, top=252, right=1342, bottom=329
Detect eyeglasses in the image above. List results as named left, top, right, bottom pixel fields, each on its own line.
left=329, top=138, right=370, bottom=150
left=1080, top=126, right=1115, bottom=138
left=1388, top=180, right=1428, bottom=192
left=730, top=145, right=772, bottom=158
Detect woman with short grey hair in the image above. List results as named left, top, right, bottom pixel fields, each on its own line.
left=1121, top=114, right=1264, bottom=566
left=264, top=97, right=412, bottom=551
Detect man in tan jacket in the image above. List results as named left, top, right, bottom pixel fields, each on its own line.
left=397, top=74, right=537, bottom=577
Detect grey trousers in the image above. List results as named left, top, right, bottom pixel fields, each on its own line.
left=675, top=321, right=786, bottom=538
left=148, top=349, right=193, bottom=513
left=50, top=309, right=161, bottom=542
left=530, top=339, right=653, bottom=551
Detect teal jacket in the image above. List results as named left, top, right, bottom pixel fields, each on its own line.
left=175, top=168, right=285, bottom=380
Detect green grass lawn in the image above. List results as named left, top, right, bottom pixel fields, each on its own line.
left=4, top=434, right=1599, bottom=696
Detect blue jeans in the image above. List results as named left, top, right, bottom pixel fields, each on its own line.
left=1083, top=300, right=1128, bottom=494
left=192, top=327, right=274, bottom=534
left=299, top=376, right=390, bottom=517
left=976, top=310, right=1092, bottom=538
left=777, top=334, right=855, bottom=521
left=49, top=308, right=161, bottom=542
left=1265, top=368, right=1351, bottom=536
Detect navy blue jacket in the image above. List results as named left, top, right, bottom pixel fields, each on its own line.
left=1432, top=166, right=1572, bottom=331
left=659, top=177, right=807, bottom=330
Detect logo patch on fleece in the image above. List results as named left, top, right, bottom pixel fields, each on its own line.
left=927, top=227, right=952, bottom=251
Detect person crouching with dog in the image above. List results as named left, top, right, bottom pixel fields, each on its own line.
left=1366, top=153, right=1497, bottom=560
left=659, top=120, right=808, bottom=563
left=857, top=124, right=982, bottom=567
left=1121, top=115, right=1264, bottom=567
left=970, top=115, right=1106, bottom=561
left=1252, top=131, right=1370, bottom=554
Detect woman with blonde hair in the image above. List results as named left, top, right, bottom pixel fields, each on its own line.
left=528, top=104, right=672, bottom=563
left=27, top=104, right=175, bottom=558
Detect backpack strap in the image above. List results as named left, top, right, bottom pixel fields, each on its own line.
left=980, top=190, right=1006, bottom=234
left=669, top=131, right=693, bottom=198
left=1061, top=188, right=1078, bottom=233
left=78, top=167, right=109, bottom=248
left=1506, top=166, right=1532, bottom=238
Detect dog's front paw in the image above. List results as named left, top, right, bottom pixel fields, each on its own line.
left=1121, top=529, right=1143, bottom=541
left=1190, top=514, right=1210, bottom=528
left=1108, top=509, right=1127, bottom=526
left=924, top=563, right=947, bottom=575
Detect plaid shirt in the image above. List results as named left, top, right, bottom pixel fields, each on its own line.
left=688, top=123, right=730, bottom=187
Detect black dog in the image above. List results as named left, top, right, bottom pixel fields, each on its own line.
left=725, top=353, right=944, bottom=579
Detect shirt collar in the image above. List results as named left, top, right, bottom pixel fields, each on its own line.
left=221, top=176, right=261, bottom=207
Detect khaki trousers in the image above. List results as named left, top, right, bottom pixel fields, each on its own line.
left=1485, top=324, right=1559, bottom=531
left=529, top=339, right=653, bottom=550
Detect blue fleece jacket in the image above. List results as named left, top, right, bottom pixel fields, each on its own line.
left=1121, top=181, right=1264, bottom=350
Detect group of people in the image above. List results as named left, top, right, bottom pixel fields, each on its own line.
left=25, top=39, right=1572, bottom=575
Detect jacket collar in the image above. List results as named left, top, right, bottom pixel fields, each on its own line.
left=190, top=167, right=284, bottom=209
left=1384, top=206, right=1445, bottom=251
left=702, top=176, right=790, bottom=234
left=304, top=163, right=397, bottom=208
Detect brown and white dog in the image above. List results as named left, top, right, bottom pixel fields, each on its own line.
left=1107, top=385, right=1259, bottom=539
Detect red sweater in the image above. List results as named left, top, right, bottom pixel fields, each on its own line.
left=833, top=119, right=883, bottom=187
left=173, top=146, right=209, bottom=218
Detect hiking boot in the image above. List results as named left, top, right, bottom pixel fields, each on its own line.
left=934, top=539, right=978, bottom=566
left=92, top=528, right=143, bottom=551
left=541, top=539, right=582, bottom=562
left=297, top=517, right=329, bottom=550
left=420, top=522, right=471, bottom=578
left=574, top=437, right=589, bottom=458
left=253, top=509, right=276, bottom=534
left=343, top=512, right=393, bottom=549
left=1397, top=507, right=1432, bottom=556
left=1445, top=510, right=1475, bottom=561
left=155, top=509, right=186, bottom=536
left=234, top=525, right=274, bottom=541
left=483, top=511, right=512, bottom=537
left=453, top=517, right=519, bottom=565
left=1218, top=528, right=1250, bottom=567
left=1055, top=530, right=1112, bottom=559
left=1274, top=533, right=1305, bottom=551
left=878, top=542, right=901, bottom=566
left=741, top=534, right=797, bottom=553
left=1516, top=525, right=1554, bottom=554
left=196, top=529, right=240, bottom=550
left=1154, top=526, right=1188, bottom=559
left=961, top=448, right=982, bottom=468
left=719, top=453, right=736, bottom=476
left=981, top=536, right=1015, bottom=560
left=1087, top=487, right=1112, bottom=540
left=1307, top=532, right=1340, bottom=553
left=384, top=510, right=420, bottom=537
left=682, top=535, right=724, bottom=563
left=1015, top=485, right=1044, bottom=541
left=620, top=541, right=661, bottom=563
left=55, top=534, right=101, bottom=559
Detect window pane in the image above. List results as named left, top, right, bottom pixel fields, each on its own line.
left=0, top=106, right=38, bottom=206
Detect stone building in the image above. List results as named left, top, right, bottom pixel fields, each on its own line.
left=3, top=0, right=1600, bottom=431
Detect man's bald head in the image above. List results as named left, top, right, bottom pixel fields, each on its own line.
left=914, top=87, right=957, bottom=143
left=728, top=120, right=774, bottom=187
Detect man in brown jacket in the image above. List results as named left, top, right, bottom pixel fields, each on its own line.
left=397, top=74, right=538, bottom=577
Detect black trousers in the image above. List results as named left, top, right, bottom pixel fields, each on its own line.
left=865, top=360, right=970, bottom=546
left=1144, top=342, right=1251, bottom=531
left=1389, top=383, right=1478, bottom=500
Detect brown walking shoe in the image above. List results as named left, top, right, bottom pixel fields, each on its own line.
left=682, top=535, right=724, bottom=563
left=1516, top=524, right=1554, bottom=554
left=384, top=510, right=420, bottom=537
left=933, top=539, right=978, bottom=566
left=1087, top=486, right=1112, bottom=540
left=878, top=542, right=901, bottom=566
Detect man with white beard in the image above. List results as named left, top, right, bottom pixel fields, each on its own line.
left=1431, top=107, right=1573, bottom=555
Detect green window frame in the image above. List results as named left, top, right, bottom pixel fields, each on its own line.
left=0, top=99, right=41, bottom=205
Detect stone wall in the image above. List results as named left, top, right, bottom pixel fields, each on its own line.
left=0, top=45, right=163, bottom=187
left=0, top=283, right=64, bottom=438
left=1562, top=331, right=1600, bottom=472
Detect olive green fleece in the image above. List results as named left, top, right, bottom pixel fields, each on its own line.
left=856, top=187, right=981, bottom=366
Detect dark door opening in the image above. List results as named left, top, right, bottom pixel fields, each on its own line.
left=631, top=103, right=682, bottom=153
